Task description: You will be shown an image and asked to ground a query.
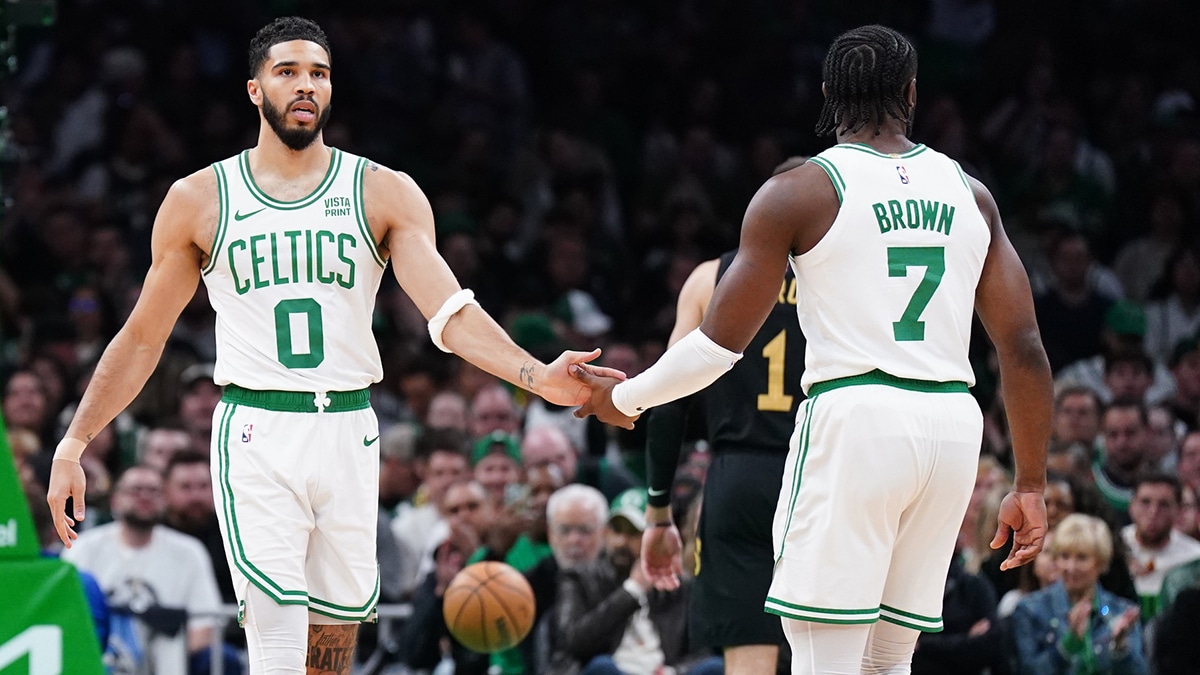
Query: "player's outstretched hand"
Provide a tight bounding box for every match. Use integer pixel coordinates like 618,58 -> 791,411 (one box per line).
642,523 -> 683,591
991,490 -> 1047,571
569,364 -> 639,430
539,349 -> 627,407
47,458 -> 88,548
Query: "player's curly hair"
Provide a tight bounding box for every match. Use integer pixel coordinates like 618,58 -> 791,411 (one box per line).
814,25 -> 917,137
248,16 -> 331,78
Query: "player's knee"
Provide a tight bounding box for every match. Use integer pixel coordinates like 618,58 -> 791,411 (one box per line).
243,588 -> 309,674
861,620 -> 918,674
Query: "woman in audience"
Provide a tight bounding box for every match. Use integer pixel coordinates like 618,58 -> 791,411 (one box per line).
1011,514 -> 1147,674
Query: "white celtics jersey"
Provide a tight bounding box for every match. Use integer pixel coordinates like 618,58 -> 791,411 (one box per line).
202,148 -> 387,392
795,143 -> 990,393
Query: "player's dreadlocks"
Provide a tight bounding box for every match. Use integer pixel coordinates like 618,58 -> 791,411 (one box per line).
814,25 -> 917,137
248,16 -> 331,78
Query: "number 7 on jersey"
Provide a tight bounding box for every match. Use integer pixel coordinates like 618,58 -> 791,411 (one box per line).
887,246 -> 945,342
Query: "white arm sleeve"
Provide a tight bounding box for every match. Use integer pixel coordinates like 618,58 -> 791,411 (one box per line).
610,328 -> 742,416
427,289 -> 481,353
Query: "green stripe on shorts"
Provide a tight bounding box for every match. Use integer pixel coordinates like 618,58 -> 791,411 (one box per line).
764,596 -> 879,625
215,403 -> 308,606
776,396 -> 816,562
880,604 -> 944,632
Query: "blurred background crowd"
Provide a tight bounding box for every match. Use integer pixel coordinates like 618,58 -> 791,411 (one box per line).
4,0 -> 1200,673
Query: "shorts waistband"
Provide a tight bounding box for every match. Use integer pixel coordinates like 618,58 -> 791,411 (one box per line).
221,383 -> 371,413
807,369 -> 969,397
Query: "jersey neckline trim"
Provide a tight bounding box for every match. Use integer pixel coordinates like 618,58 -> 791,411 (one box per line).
238,147 -> 343,209
835,143 -> 928,159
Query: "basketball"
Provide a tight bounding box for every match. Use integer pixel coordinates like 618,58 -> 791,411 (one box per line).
443,561 -> 536,653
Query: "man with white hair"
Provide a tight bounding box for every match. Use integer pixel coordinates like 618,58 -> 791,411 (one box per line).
546,484 -> 608,570
519,484 -> 609,673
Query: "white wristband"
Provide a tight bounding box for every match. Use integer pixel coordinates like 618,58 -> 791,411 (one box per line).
611,328 -> 742,416
54,438 -> 87,463
427,289 -> 481,353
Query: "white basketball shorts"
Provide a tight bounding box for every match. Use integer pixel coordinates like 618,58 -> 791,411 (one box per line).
765,374 -> 983,632
210,385 -> 381,622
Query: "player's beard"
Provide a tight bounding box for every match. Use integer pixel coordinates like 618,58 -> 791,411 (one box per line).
263,93 -> 331,151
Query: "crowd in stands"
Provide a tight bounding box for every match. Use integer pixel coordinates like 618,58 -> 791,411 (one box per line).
5,0 -> 1200,673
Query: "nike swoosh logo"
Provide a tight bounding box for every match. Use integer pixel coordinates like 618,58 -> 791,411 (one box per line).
363,435 -> 380,446
647,488 -> 668,497
233,208 -> 266,221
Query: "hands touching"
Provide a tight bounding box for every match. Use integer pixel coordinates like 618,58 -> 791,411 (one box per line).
569,364 -> 639,430
537,349 -> 627,407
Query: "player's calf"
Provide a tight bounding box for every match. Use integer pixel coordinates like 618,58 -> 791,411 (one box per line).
307,623 -> 357,675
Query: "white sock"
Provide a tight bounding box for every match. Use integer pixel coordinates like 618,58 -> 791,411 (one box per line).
862,620 -> 919,674
243,587 -> 308,674
782,618 -> 871,675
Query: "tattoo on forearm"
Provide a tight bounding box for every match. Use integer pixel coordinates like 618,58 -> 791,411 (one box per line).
307,624 -> 357,675
519,361 -> 536,391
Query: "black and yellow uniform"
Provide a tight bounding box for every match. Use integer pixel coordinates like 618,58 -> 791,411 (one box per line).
692,251 -> 807,648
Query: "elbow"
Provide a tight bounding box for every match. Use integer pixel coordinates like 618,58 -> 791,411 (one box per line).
997,328 -> 1050,373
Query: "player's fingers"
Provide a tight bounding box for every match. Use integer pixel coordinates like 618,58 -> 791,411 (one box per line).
582,365 -> 628,381
989,522 -> 1011,550
52,511 -> 73,548
660,574 -> 681,591
569,363 -> 602,385
73,490 -> 86,522
565,348 -> 603,365
1001,544 -> 1037,570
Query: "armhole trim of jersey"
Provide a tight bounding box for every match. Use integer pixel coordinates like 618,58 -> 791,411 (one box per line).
952,160 -> 993,234
353,157 -> 388,269
203,163 -> 230,276
808,156 -> 845,204
951,160 -> 972,194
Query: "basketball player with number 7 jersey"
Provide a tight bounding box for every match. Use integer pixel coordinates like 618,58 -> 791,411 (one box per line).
46,16 -> 622,675
573,25 -> 1053,674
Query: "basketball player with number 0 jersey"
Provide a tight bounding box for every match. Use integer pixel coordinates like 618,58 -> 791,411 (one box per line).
47,17 -> 622,675
575,25 -> 1053,674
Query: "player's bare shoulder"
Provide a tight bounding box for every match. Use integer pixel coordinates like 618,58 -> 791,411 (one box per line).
746,160 -> 840,255
155,166 -> 220,261
358,160 -> 435,253
964,172 -> 1000,233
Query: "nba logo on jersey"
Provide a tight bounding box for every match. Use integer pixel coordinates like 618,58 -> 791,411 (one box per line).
242,424 -> 254,443
896,165 -> 910,184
